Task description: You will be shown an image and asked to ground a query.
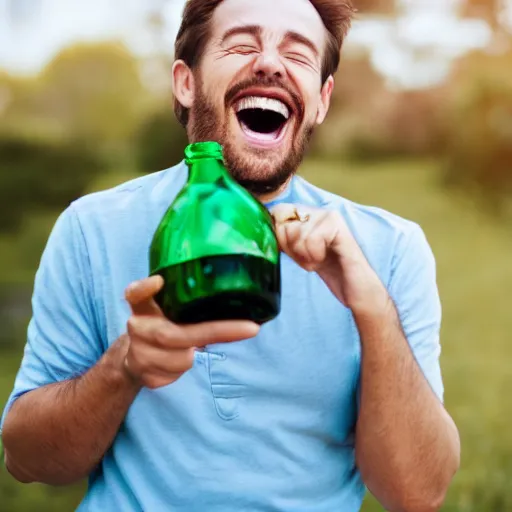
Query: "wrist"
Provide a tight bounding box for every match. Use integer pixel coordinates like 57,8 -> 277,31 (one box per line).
341,258 -> 390,319
104,335 -> 143,393
349,284 -> 391,320
350,289 -> 399,349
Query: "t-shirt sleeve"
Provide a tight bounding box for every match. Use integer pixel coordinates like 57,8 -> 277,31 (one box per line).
1,205 -> 103,433
388,224 -> 444,403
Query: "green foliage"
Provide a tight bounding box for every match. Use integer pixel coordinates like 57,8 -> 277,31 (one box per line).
442,50 -> 512,217
0,136 -> 103,233
135,108 -> 189,173
0,41 -> 160,233
38,42 -> 149,146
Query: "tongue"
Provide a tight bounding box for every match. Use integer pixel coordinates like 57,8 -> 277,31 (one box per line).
240,120 -> 281,141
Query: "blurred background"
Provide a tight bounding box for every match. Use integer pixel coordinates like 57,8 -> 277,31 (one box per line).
0,0 -> 511,510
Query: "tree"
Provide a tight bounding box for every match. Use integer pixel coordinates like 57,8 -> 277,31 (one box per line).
0,136 -> 104,233
135,109 -> 189,173
0,42 -> 154,232
38,42 -> 150,148
461,0 -> 503,29
442,49 -> 512,216
460,0 -> 512,49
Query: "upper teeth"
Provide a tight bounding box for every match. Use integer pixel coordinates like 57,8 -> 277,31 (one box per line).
236,96 -> 290,119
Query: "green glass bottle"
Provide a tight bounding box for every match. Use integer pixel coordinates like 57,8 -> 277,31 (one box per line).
149,141 -> 281,325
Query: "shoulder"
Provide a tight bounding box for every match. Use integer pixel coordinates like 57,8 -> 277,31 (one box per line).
294,175 -> 422,244
70,162 -> 187,223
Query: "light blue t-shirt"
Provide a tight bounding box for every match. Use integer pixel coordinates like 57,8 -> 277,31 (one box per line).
1,162 -> 444,511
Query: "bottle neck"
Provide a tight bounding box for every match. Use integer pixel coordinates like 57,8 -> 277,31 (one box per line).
187,158 -> 229,184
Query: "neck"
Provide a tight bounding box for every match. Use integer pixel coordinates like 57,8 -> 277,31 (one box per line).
255,177 -> 293,204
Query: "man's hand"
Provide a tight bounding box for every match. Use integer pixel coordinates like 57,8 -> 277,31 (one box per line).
270,203 -> 388,315
124,276 -> 260,389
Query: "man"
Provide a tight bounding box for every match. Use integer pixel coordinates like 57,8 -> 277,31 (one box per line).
1,0 -> 460,510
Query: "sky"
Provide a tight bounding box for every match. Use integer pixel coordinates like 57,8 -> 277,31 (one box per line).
0,0 -> 503,89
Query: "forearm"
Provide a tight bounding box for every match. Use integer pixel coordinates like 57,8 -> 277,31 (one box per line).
354,300 -> 460,512
2,335 -> 141,486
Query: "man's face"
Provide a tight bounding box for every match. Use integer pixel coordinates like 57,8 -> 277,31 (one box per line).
174,0 -> 334,196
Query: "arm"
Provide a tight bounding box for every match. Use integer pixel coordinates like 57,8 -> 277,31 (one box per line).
354,300 -> 460,512
354,227 -> 460,512
1,206 -> 110,485
270,204 -> 460,512
3,336 -> 139,485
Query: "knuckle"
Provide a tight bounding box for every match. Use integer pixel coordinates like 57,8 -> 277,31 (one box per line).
154,324 -> 172,345
126,316 -> 139,335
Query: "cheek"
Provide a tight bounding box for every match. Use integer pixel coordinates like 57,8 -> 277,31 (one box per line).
197,67 -> 228,102
201,56 -> 252,94
288,68 -> 323,123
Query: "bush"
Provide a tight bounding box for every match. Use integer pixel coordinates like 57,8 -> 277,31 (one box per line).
135,109 -> 189,173
0,136 -> 104,232
442,50 -> 512,216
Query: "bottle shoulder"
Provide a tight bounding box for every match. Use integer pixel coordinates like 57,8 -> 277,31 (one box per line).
150,179 -> 278,272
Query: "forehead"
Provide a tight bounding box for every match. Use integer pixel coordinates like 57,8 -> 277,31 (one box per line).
211,0 -> 327,49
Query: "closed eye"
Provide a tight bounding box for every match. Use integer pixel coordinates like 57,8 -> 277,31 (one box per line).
229,45 -> 259,55
284,53 -> 313,66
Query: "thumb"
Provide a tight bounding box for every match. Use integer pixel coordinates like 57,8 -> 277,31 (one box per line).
125,275 -> 164,316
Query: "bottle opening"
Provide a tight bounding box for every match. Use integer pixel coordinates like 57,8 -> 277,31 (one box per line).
185,142 -> 224,164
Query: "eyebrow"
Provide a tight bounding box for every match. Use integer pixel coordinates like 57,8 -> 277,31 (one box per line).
220,25 -> 319,57
221,25 -> 261,45
283,30 -> 319,57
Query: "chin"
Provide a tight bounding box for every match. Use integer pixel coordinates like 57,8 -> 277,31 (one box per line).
222,140 -> 301,197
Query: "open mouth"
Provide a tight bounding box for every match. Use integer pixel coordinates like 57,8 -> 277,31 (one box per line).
235,96 -> 291,145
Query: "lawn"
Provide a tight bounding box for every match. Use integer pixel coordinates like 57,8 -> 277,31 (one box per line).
1,158 -> 512,511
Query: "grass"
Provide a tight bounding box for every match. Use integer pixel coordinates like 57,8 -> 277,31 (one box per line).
2,158 -> 512,511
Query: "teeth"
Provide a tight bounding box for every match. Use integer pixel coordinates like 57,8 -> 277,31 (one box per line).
235,96 -> 290,119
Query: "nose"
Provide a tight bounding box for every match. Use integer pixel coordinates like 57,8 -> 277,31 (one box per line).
252,50 -> 286,79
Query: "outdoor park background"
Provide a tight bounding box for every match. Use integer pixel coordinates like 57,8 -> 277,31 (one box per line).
0,0 -> 511,510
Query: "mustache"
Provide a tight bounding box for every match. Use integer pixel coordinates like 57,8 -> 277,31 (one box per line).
224,76 -> 304,118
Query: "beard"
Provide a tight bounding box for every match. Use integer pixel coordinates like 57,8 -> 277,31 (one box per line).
187,75 -> 315,196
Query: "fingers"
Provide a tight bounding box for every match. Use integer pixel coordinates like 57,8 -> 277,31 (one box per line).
271,203 -> 302,224
290,214 -> 329,267
126,344 -> 196,381
183,320 -> 260,348
127,316 -> 260,350
271,203 -> 312,256
271,204 -> 333,270
125,275 -> 164,316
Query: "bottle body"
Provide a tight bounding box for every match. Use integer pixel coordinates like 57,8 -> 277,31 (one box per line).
155,254 -> 280,324
149,142 -> 281,324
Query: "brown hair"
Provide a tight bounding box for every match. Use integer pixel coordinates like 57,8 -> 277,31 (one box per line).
173,0 -> 356,126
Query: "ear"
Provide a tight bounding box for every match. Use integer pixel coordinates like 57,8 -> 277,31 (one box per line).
316,75 -> 334,125
172,59 -> 195,109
